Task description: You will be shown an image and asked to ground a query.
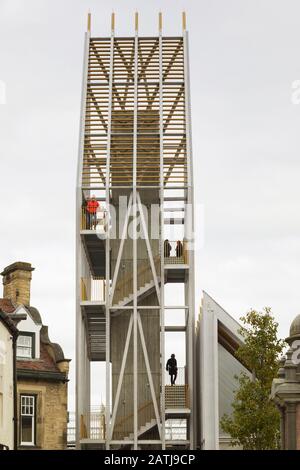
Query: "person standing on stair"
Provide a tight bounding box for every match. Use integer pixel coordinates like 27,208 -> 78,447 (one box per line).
87,194 -> 99,230
166,354 -> 178,385
176,240 -> 183,258
164,239 -> 171,258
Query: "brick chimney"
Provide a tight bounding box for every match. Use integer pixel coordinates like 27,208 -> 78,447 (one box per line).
1,262 -> 35,306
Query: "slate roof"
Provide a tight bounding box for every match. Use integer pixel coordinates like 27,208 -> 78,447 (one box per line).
17,342 -> 60,373
0,309 -> 19,336
0,298 -> 15,314
0,297 -> 69,380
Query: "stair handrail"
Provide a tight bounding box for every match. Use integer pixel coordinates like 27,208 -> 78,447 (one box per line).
114,255 -> 160,304
114,399 -> 153,431
113,392 -> 161,439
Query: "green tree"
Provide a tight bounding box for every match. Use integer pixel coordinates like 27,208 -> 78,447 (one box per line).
220,307 -> 285,450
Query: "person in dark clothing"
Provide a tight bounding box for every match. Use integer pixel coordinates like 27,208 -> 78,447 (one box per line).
85,197 -> 91,229
164,239 -> 171,258
166,354 -> 178,385
176,240 -> 183,258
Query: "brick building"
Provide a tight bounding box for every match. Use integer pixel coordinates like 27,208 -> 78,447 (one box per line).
0,261 -> 70,450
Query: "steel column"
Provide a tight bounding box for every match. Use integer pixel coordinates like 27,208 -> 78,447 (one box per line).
105,13 -> 115,449
132,12 -> 139,450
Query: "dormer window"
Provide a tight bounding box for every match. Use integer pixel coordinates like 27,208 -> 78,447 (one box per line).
17,333 -> 35,359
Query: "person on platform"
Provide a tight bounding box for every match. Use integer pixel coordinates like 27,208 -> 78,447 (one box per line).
166,354 -> 178,385
87,195 -> 99,230
164,239 -> 171,258
176,240 -> 183,258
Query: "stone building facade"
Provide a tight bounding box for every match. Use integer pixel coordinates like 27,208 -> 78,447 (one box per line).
271,314 -> 300,450
0,261 -> 70,450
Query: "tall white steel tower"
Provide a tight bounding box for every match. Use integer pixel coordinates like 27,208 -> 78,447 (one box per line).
76,12 -> 196,450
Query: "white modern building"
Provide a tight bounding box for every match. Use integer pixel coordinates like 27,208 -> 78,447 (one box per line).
196,292 -> 250,449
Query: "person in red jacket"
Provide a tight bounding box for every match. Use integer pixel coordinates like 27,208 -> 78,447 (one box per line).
87,195 -> 99,229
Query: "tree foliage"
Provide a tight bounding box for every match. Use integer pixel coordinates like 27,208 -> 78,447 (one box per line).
220,308 -> 285,449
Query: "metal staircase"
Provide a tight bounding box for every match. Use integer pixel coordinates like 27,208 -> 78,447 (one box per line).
165,385 -> 189,409
113,256 -> 160,307
123,419 -> 157,442
112,279 -> 160,310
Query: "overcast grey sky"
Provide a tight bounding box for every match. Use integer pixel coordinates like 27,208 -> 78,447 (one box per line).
1,0 -> 300,410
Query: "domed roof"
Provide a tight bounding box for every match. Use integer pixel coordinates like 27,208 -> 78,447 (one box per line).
289,314 -> 300,337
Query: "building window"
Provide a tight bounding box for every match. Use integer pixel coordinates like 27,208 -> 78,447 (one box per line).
17,333 -> 35,358
20,395 -> 35,446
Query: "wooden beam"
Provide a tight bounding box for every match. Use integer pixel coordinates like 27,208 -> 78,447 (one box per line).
111,12 -> 115,32
159,12 -> 162,33
182,11 -> 186,32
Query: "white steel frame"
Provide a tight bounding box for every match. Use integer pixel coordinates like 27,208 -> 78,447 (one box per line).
76,12 -> 196,450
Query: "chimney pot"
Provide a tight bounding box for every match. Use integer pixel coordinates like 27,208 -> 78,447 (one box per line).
1,261 -> 35,306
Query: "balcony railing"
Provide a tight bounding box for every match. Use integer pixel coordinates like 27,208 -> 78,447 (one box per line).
165,385 -> 189,409
79,411 -> 106,440
78,385 -> 188,442
165,367 -> 189,409
81,277 -> 106,302
164,240 -> 188,264
81,206 -> 107,232
73,412 -> 188,443
165,366 -> 186,386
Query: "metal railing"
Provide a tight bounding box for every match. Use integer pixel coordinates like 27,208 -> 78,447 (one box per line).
79,412 -> 106,440
68,413 -> 187,444
165,366 -> 186,386
81,205 -> 108,231
76,397 -> 157,442
165,384 -> 189,409
81,277 -> 106,302
90,411 -> 106,440
165,419 -> 187,441
112,239 -> 188,306
164,240 -> 188,264
113,256 -> 160,305
70,380 -> 188,444
113,397 -> 157,441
